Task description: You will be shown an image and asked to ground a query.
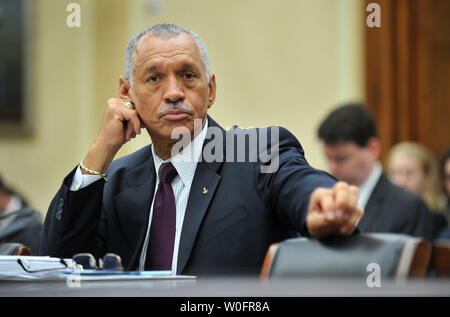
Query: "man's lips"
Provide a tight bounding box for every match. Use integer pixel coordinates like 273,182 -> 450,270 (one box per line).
160,110 -> 191,120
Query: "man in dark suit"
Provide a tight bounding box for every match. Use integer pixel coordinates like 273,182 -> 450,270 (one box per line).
318,104 -> 433,240
39,24 -> 363,275
0,176 -> 42,254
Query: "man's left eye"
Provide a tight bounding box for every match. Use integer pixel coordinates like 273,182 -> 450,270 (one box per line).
184,73 -> 195,80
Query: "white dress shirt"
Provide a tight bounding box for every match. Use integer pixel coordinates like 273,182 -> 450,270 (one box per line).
70,119 -> 209,274
357,162 -> 382,209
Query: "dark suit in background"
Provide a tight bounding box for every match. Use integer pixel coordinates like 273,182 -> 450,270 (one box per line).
39,117 -> 336,275
0,207 -> 42,254
358,174 -> 433,240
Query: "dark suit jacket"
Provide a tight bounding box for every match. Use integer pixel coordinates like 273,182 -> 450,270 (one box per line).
357,174 -> 434,240
38,117 -> 336,275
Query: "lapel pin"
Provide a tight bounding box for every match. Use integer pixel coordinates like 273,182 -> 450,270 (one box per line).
202,187 -> 208,195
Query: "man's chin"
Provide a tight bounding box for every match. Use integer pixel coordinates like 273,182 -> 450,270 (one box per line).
148,116 -> 206,141
148,124 -> 192,142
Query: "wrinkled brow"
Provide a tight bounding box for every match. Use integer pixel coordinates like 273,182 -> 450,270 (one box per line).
144,63 -> 201,74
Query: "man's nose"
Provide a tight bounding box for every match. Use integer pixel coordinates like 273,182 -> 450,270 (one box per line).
163,75 -> 185,104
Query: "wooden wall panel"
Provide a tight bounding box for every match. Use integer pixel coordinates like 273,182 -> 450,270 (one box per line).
365,0 -> 450,165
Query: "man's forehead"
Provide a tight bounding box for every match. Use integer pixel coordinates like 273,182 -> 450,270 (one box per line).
324,141 -> 360,154
134,32 -> 202,64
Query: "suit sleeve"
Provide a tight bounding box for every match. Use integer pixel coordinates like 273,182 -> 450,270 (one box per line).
38,166 -> 106,258
256,127 -> 337,236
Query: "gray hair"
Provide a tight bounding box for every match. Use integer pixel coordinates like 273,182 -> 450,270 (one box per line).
124,23 -> 210,86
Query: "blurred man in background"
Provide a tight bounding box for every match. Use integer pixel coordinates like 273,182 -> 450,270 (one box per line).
0,175 -> 42,254
441,149 -> 450,219
438,149 -> 450,239
317,104 -> 434,240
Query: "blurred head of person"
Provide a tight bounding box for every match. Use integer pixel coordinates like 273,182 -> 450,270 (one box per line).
0,175 -> 28,212
441,148 -> 450,200
388,142 -> 442,211
318,103 -> 381,186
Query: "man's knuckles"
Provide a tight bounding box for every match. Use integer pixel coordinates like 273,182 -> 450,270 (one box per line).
349,185 -> 359,195
333,181 -> 349,191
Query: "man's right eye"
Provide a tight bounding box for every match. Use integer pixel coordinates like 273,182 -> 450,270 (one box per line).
148,75 -> 159,83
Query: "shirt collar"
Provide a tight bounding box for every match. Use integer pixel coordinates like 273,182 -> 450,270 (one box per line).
151,118 -> 209,186
357,162 -> 382,209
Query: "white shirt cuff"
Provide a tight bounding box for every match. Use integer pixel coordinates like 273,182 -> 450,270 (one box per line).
70,165 -> 102,191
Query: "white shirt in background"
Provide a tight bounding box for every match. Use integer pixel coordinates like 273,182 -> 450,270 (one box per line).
357,162 -> 383,210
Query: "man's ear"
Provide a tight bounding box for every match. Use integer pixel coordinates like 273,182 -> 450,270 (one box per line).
207,74 -> 216,109
367,137 -> 382,159
119,76 -> 132,102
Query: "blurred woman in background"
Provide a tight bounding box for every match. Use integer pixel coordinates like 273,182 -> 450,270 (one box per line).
388,142 -> 448,239
388,142 -> 443,211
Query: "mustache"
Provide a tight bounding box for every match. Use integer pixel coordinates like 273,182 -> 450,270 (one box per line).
158,101 -> 194,119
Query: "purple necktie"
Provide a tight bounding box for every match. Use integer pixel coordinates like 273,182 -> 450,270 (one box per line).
146,162 -> 178,270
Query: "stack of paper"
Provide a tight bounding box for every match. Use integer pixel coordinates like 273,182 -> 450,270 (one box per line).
0,255 -> 72,280
0,256 -> 196,282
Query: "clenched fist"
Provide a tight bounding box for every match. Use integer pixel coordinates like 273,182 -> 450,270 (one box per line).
97,98 -> 144,149
81,98 -> 144,175
306,181 -> 363,238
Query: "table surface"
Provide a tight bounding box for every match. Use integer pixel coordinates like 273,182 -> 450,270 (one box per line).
1,276 -> 450,297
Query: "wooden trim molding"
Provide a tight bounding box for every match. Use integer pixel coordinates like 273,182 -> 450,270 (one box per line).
260,243 -> 280,279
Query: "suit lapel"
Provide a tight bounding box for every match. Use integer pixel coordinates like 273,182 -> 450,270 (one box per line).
177,116 -> 225,273
114,156 -> 156,269
361,175 -> 385,230
177,161 -> 222,273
